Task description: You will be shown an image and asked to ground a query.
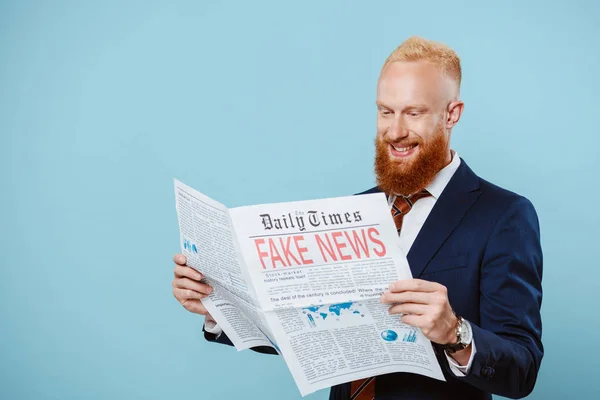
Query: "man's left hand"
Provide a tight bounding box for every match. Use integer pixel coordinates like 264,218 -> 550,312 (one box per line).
380,279 -> 458,345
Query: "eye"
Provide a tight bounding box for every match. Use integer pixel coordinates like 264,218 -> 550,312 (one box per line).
408,111 -> 420,117
379,108 -> 393,116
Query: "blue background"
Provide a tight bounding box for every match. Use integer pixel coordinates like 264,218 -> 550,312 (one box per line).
1,1 -> 598,398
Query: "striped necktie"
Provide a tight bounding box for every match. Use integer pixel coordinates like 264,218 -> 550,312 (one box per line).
390,190 -> 432,234
349,190 -> 432,399
350,377 -> 376,400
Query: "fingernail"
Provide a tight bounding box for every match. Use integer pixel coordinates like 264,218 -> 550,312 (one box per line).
195,273 -> 202,280
178,255 -> 185,263
207,286 -> 213,294
389,283 -> 396,291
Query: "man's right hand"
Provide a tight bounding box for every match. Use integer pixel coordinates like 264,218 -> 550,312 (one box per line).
172,254 -> 214,316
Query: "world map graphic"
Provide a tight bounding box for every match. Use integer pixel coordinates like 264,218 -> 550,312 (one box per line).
302,302 -> 365,328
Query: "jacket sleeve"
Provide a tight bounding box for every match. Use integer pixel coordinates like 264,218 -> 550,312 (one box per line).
203,327 -> 279,355
458,196 -> 544,398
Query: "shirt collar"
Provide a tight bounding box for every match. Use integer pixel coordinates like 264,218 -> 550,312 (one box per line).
424,150 -> 461,199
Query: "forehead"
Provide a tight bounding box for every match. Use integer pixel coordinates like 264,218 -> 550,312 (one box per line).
377,61 -> 449,108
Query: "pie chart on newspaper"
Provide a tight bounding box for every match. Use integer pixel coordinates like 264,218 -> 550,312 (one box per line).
302,302 -> 365,328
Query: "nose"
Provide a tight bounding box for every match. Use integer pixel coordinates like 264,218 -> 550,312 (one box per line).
386,117 -> 409,142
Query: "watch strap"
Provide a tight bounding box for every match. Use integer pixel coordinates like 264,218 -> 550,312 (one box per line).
444,315 -> 468,353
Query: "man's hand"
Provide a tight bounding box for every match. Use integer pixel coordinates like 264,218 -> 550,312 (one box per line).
172,254 -> 213,316
381,279 -> 458,345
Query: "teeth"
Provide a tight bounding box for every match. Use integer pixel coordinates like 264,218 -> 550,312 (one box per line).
392,144 -> 416,152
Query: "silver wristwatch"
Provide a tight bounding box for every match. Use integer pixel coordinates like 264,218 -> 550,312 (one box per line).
445,316 -> 473,353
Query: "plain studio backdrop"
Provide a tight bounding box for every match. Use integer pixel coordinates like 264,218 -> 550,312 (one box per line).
1,1 -> 598,399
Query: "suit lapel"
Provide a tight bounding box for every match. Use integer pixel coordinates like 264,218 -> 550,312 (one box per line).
407,160 -> 481,278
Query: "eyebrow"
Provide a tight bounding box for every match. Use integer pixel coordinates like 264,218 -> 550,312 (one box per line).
405,104 -> 430,112
376,102 -> 431,111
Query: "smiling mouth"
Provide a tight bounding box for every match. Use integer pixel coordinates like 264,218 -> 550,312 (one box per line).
391,144 -> 418,152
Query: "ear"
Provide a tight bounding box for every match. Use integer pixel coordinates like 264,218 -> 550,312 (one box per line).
446,100 -> 464,129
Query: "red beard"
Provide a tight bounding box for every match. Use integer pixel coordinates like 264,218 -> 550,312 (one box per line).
374,123 -> 450,196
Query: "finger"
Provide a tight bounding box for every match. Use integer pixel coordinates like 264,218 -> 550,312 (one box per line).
173,287 -> 207,302
380,290 -> 433,305
180,299 -> 208,315
174,265 -> 203,281
388,303 -> 429,316
389,279 -> 441,293
400,313 -> 428,328
173,253 -> 187,266
173,277 -> 213,295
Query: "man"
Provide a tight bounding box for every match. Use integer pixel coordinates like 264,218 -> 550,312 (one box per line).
172,37 -> 543,399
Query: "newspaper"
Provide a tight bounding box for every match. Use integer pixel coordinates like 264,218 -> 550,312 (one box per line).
174,179 -> 445,396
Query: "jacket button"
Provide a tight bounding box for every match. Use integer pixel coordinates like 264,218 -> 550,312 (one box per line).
481,366 -> 495,379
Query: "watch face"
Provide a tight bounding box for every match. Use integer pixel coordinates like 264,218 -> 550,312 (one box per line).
460,320 -> 473,345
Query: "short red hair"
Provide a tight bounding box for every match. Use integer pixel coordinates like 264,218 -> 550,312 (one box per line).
383,36 -> 462,88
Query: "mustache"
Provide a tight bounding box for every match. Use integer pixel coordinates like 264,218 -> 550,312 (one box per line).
387,141 -> 420,148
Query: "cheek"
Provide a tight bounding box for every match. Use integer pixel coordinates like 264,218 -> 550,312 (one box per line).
411,121 -> 437,141
376,120 -> 389,137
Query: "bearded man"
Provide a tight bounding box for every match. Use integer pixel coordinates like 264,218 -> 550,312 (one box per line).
171,37 -> 544,400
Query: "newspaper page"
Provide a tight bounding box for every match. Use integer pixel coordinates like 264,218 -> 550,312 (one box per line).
264,298 -> 443,395
174,181 -> 272,350
173,179 -> 444,396
228,193 -> 412,311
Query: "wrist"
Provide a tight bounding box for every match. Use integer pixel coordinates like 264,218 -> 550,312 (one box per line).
444,315 -> 473,353
448,344 -> 473,367
445,314 -> 459,345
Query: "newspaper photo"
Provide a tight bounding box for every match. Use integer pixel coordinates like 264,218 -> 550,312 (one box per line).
173,179 -> 444,396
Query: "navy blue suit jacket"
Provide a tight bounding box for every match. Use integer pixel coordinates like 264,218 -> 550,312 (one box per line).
205,159 -> 544,399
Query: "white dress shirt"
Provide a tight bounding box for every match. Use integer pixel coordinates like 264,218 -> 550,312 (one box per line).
204,314 -> 221,334
204,151 -> 475,376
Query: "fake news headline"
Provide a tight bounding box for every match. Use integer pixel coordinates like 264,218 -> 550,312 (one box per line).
253,210 -> 388,270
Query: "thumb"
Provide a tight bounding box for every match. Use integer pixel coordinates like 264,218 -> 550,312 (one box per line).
173,253 -> 187,265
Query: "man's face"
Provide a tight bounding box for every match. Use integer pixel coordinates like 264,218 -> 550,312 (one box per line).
375,60 -> 456,196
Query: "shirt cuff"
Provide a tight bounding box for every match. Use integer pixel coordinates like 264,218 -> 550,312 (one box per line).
445,338 -> 477,376
204,315 -> 223,337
